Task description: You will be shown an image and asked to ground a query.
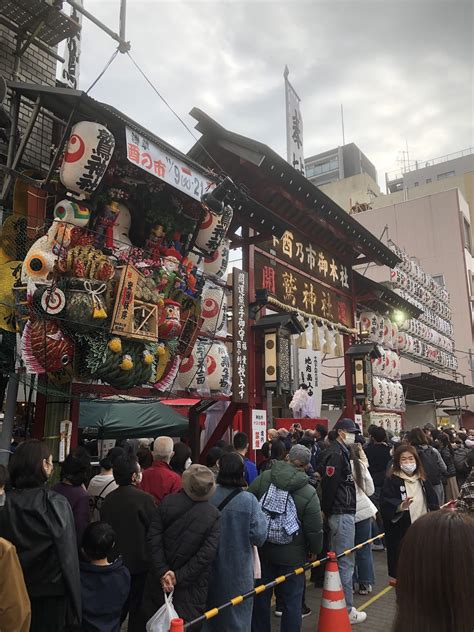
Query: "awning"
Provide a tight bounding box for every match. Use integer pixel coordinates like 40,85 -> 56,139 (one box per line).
79,399 -> 189,439
354,272 -> 422,319
322,372 -> 474,407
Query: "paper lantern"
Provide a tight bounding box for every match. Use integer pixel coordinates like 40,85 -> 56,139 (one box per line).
59,122 -> 115,197
177,339 -> 210,391
360,311 -> 384,343
201,282 -> 227,335
206,342 -> 232,395
383,321 -> 393,348
194,205 -> 233,257
202,238 -> 230,278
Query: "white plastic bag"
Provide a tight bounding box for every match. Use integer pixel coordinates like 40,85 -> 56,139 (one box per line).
146,590 -> 179,632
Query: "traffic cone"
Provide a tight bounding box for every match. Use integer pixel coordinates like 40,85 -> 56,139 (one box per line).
317,551 -> 351,632
169,619 -> 184,631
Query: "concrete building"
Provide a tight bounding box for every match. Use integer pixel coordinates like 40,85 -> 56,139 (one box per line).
354,189 -> 474,407
378,148 -> 474,243
0,2 -> 79,174
304,143 -> 381,212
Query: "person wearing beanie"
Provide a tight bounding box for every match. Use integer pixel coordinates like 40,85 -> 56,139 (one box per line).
250,444 -> 323,631
140,465 -> 220,630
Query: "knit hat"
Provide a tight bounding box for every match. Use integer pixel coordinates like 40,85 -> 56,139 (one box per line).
182,464 -> 216,502
289,444 -> 311,466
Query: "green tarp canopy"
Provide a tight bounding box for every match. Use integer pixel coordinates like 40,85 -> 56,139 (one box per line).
79,399 -> 189,439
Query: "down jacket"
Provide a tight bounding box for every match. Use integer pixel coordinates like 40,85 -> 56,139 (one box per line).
249,460 -> 323,566
140,489 -> 220,629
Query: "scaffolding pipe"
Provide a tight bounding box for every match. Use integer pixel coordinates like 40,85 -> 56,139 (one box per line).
65,0 -> 130,52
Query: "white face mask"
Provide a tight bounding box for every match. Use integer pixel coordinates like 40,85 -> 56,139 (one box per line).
344,432 -> 356,446
401,462 -> 417,475
184,458 -> 192,470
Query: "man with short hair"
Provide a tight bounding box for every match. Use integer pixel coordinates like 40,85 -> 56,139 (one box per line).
250,444 -> 323,632
233,431 -> 258,485
140,436 -> 182,504
100,456 -> 156,632
320,419 -> 367,625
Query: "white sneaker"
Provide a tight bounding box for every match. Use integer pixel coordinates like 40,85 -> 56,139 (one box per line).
349,608 -> 367,624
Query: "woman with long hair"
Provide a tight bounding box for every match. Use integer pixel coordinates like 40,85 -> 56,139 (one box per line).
393,510 -> 474,632
0,440 -> 81,631
380,444 -> 439,582
437,432 -> 460,501
350,443 -> 377,595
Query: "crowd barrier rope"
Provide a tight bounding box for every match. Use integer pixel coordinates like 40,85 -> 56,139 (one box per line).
173,500 -> 457,630
181,532 -> 386,629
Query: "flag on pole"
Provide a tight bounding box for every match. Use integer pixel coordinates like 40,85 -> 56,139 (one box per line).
61,1 -> 83,89
284,66 -> 305,175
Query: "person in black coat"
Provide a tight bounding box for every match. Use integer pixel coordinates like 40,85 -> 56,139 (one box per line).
140,465 -> 220,631
100,455 -> 156,632
380,444 -> 439,581
0,440 -> 81,632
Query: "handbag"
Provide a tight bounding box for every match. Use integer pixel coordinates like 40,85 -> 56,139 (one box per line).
146,590 -> 179,632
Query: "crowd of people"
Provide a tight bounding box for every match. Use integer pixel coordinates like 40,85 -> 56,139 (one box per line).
0,420 -> 473,632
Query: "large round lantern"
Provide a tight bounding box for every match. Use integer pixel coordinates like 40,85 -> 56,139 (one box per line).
206,342 -> 232,395
194,205 -> 233,257
201,282 -> 227,336
202,238 -> 230,278
60,122 -> 115,197
177,339 -> 210,392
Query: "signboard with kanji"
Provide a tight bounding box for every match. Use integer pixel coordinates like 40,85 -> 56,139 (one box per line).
297,349 -> 322,417
232,268 -> 249,403
125,127 -> 214,201
254,252 -> 353,327
258,231 -> 351,292
252,409 -> 267,451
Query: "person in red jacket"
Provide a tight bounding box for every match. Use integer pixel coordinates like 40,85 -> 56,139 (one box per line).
140,436 -> 182,504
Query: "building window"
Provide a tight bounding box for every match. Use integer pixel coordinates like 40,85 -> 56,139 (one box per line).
463,218 -> 472,253
305,156 -> 339,178
414,181 -> 419,187
437,171 -> 455,180
426,178 -> 432,184
433,274 -> 445,287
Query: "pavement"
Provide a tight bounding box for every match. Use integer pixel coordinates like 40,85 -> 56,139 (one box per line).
271,548 -> 397,632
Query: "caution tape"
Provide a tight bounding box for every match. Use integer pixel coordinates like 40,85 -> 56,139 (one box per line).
182,533 -> 386,629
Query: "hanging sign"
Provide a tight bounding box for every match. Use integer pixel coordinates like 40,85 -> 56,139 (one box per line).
297,349 -> 322,417
255,253 -> 353,327
125,127 -> 214,201
252,409 -> 267,451
258,231 -> 351,292
232,268 -> 249,403
284,66 -> 305,175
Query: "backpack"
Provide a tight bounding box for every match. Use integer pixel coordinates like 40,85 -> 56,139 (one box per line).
259,483 -> 300,545
417,446 -> 441,486
454,448 -> 471,476
89,479 -> 115,514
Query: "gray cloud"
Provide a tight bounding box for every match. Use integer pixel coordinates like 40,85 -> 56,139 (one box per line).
75,0 -> 473,187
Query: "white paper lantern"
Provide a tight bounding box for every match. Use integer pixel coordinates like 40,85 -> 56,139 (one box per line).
206,342 -> 232,395
194,205 -> 233,257
60,122 -> 115,197
372,376 -> 383,407
201,282 -> 227,335
202,238 -> 230,278
177,339 -> 209,391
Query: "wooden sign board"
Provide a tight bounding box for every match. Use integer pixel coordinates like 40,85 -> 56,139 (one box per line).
111,266 -> 159,341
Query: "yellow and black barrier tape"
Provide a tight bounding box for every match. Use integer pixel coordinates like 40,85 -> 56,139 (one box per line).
183,532 -> 386,629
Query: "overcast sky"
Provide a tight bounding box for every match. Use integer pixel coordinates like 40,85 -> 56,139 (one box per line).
71,0 -> 473,189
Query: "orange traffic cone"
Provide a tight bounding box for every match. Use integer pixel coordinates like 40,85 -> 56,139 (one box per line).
169,619 -> 184,631
317,552 -> 351,632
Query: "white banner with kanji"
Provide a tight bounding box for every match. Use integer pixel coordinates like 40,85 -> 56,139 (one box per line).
297,349 -> 322,417
284,66 -> 305,175
125,127 -> 214,201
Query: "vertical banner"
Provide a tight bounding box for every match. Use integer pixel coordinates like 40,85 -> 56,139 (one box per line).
61,1 -> 83,89
284,66 -> 305,175
297,349 -> 322,417
59,420 -> 73,462
232,268 -> 249,403
252,409 -> 267,451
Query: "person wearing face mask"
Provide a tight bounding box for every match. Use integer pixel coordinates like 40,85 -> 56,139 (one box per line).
380,445 -> 439,583
0,440 -> 81,631
100,455 -> 156,632
319,419 -> 367,625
